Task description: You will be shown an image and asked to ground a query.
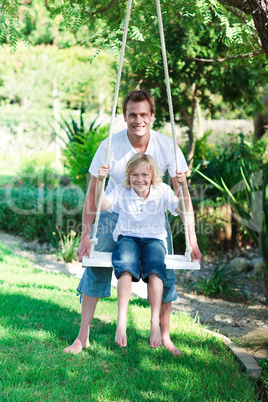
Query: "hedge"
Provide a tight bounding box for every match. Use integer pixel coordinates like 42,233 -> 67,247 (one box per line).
0,185 -> 86,245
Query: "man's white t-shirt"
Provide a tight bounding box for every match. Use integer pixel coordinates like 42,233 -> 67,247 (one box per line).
89,128 -> 188,196
106,183 -> 180,242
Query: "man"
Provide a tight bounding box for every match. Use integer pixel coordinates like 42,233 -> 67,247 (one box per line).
64,90 -> 202,355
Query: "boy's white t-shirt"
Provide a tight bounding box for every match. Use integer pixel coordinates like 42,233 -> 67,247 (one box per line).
89,128 -> 188,196
106,182 -> 179,242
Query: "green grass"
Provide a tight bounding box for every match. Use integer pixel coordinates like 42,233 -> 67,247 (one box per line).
0,241 -> 260,401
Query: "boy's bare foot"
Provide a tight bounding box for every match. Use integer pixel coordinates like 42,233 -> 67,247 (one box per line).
115,323 -> 127,347
150,323 -> 163,349
63,338 -> 90,354
162,336 -> 183,357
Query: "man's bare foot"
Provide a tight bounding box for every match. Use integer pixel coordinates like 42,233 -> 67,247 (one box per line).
115,323 -> 127,347
150,323 -> 163,349
162,336 -> 183,357
63,338 -> 90,355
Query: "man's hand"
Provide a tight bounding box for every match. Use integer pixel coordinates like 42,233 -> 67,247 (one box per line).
190,241 -> 202,265
77,236 -> 92,262
175,171 -> 187,188
97,166 -> 109,181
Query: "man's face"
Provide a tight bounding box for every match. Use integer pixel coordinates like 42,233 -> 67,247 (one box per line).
124,100 -> 155,140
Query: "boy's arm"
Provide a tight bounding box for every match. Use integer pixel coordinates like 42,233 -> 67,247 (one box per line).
95,166 -> 111,211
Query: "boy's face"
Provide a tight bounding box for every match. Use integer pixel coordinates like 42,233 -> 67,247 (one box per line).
129,163 -> 152,199
124,100 -> 155,141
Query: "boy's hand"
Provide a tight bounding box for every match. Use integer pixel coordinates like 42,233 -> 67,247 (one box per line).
97,166 -> 109,181
175,171 -> 187,187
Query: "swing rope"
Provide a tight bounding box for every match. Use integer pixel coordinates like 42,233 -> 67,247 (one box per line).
89,0 -> 133,258
90,0 -> 192,262
155,0 -> 192,261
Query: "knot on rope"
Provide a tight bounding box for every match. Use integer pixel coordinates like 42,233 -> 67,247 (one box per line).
90,237 -> 98,246
185,246 -> 192,263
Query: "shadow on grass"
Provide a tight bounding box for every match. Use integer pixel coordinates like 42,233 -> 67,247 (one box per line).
0,290 -> 258,401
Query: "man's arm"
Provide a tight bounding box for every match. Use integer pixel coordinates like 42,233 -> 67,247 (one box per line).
172,175 -> 202,264
76,175 -> 97,261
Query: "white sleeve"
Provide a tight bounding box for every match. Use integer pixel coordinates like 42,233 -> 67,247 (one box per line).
89,139 -> 108,177
168,145 -> 188,178
106,185 -> 121,212
162,184 -> 180,216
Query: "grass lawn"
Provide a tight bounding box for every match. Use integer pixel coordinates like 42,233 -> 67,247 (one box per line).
0,241 -> 261,401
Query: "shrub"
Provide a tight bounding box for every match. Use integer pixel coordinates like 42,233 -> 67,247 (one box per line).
16,162 -> 60,189
187,264 -> 245,301
56,227 -> 80,262
0,185 -> 85,245
169,201 -> 224,256
14,153 -> 62,190
190,132 -> 268,201
61,113 -> 108,190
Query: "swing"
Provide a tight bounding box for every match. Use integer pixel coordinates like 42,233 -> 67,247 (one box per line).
82,0 -> 200,271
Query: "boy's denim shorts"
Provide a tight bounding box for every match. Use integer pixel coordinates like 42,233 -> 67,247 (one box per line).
112,236 -> 166,283
77,210 -> 178,303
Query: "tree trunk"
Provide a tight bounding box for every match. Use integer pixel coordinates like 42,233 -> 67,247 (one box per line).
187,128 -> 195,171
220,0 -> 268,59
247,0 -> 268,59
52,79 -> 61,171
264,264 -> 268,304
187,85 -> 199,171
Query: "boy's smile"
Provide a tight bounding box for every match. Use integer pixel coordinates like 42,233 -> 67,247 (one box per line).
130,163 -> 152,199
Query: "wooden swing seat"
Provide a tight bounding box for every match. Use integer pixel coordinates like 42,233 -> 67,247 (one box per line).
82,252 -> 200,270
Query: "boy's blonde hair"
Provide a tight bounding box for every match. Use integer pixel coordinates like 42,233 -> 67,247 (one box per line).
124,153 -> 162,190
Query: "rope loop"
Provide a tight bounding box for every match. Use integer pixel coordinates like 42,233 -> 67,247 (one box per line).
91,237 -> 98,246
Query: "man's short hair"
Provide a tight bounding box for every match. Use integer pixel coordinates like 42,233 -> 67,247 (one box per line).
123,90 -> 155,115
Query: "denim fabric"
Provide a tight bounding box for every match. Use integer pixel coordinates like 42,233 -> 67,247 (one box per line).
112,236 -> 166,283
77,211 -> 178,302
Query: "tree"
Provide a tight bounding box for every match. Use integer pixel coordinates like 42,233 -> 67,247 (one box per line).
1,0 -> 268,163
1,1 -> 268,58
118,9 -> 267,164
219,0 -> 268,59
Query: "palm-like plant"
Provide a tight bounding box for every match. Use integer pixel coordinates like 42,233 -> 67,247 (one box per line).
196,162 -> 268,304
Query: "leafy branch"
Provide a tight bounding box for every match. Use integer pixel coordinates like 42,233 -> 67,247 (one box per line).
185,49 -> 265,62
85,0 -> 118,16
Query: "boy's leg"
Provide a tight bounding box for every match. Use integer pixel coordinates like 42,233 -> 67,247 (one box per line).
116,271 -> 133,347
112,236 -> 141,347
140,239 -> 165,349
148,273 -> 163,348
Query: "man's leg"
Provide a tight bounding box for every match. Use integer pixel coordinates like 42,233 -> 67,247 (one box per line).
148,273 -> 163,349
64,211 -> 118,354
64,295 -> 99,354
160,302 -> 183,356
115,272 -> 133,347
160,214 -> 183,356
